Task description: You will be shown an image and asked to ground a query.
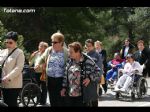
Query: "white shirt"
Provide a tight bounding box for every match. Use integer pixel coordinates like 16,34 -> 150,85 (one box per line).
124,46 -> 129,57
123,61 -> 143,76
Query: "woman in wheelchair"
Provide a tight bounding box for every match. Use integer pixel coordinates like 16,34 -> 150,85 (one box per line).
106,53 -> 125,85
114,53 -> 143,93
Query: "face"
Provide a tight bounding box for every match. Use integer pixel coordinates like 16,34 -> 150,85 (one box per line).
85,43 -> 94,52
95,43 -> 101,50
138,43 -> 144,51
38,44 -> 46,52
5,39 -> 16,49
51,38 -> 63,51
68,47 -> 78,59
126,57 -> 133,63
125,40 -> 129,46
115,55 -> 120,60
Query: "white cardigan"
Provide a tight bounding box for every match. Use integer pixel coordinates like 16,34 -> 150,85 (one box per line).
0,48 -> 25,88
122,61 -> 143,76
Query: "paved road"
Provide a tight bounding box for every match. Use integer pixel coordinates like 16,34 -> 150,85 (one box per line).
98,77 -> 150,107
18,77 -> 150,107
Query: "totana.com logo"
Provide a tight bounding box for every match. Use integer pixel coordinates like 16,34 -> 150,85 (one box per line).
3,8 -> 36,13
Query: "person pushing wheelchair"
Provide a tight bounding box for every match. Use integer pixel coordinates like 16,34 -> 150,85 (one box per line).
113,53 -> 143,93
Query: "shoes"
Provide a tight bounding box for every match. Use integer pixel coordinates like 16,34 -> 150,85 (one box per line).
120,88 -> 126,93
108,79 -> 114,84
113,87 -> 120,92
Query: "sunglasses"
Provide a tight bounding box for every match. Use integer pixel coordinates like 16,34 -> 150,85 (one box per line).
5,41 -> 13,44
51,41 -> 60,44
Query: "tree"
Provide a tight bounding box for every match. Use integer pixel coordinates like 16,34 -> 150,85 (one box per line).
0,7 -> 149,59
0,20 -> 29,58
0,20 -> 8,49
128,7 -> 150,46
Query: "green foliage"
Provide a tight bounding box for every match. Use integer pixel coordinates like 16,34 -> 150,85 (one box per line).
0,20 -> 30,59
0,7 -> 150,60
128,7 -> 150,46
0,20 -> 8,49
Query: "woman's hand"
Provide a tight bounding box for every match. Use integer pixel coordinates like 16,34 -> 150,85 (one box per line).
2,76 -> 10,83
83,78 -> 90,87
111,64 -> 116,68
34,65 -> 40,71
60,88 -> 66,96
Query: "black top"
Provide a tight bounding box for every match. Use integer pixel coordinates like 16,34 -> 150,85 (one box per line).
121,43 -> 135,59
97,49 -> 107,68
134,47 -> 150,65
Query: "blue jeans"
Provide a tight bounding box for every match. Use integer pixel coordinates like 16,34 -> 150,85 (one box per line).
106,69 -> 117,81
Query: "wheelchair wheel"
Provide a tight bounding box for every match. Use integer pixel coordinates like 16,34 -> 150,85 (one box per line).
136,77 -> 148,98
0,102 -> 8,107
20,83 -> 41,107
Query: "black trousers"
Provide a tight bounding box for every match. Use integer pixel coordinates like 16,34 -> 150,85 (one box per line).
143,64 -> 150,77
47,77 -> 63,107
65,96 -> 84,107
35,73 -> 47,104
102,67 -> 108,93
83,100 -> 98,107
2,88 -> 21,107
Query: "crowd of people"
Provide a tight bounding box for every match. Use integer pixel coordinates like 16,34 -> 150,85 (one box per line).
0,31 -> 150,107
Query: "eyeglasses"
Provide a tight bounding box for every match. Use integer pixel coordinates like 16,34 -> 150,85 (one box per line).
51,41 -> 60,44
5,41 -> 13,44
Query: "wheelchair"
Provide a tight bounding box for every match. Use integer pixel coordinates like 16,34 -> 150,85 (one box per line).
18,64 -> 41,107
115,71 -> 148,101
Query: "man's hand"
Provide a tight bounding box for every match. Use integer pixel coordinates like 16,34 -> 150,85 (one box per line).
83,78 -> 90,87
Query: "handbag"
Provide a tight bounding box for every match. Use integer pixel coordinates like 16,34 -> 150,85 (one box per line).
100,74 -> 105,85
40,47 -> 52,82
0,48 -> 17,83
40,63 -> 46,81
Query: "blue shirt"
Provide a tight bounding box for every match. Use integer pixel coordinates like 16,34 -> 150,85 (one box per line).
47,50 -> 65,78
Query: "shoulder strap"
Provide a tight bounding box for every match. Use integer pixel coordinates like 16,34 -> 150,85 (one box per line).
1,48 -> 17,68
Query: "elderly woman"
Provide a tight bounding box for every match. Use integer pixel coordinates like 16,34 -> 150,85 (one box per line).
61,42 -> 102,107
106,53 -> 125,84
0,31 -> 25,106
35,32 -> 68,107
29,41 -> 49,105
114,54 -> 143,93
